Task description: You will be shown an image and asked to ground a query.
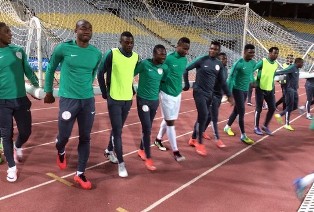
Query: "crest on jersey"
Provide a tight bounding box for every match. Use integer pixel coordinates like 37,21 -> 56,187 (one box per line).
142,105 -> 149,112
16,51 -> 22,59
215,65 -> 220,71
62,111 -> 72,120
157,68 -> 163,75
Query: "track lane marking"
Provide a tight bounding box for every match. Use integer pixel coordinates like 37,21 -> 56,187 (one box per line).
140,110 -> 312,212
46,173 -> 74,187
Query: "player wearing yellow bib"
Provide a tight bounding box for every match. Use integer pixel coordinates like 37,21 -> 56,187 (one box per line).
253,47 -> 279,136
97,31 -> 140,177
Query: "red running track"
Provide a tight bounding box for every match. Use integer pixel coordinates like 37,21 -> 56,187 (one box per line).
0,81 -> 313,212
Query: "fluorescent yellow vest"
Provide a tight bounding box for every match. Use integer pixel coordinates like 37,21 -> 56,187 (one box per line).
110,48 -> 138,100
260,58 -> 278,91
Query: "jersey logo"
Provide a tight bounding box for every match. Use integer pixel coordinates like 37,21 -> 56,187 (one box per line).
157,68 -> 163,75
0,56 -> 3,59
204,65 -> 208,68
62,111 -> 71,120
70,54 -> 78,57
172,65 -> 178,67
16,52 -> 22,59
215,65 -> 220,71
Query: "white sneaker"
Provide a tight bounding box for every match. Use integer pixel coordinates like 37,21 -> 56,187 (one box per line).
14,144 -> 23,163
104,149 -> 118,164
7,166 -> 18,182
118,162 -> 128,178
306,114 -> 313,120
298,106 -> 306,114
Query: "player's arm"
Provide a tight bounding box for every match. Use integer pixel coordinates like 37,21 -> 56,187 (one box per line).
161,64 -> 169,83
97,50 -> 112,99
44,44 -> 64,103
253,60 -> 262,84
21,48 -> 39,87
227,60 -> 241,92
219,66 -> 234,105
134,60 -> 144,77
183,57 -> 202,91
275,65 -> 294,75
92,52 -> 102,80
219,66 -> 231,97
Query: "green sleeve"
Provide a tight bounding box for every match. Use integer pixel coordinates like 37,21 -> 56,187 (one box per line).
92,53 -> 102,80
161,65 -> 169,82
44,44 -> 64,92
227,60 -> 240,92
254,60 -> 263,81
134,60 -> 144,76
22,48 -> 39,87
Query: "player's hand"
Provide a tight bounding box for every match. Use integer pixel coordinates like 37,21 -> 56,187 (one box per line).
44,92 -> 55,104
102,92 -> 107,100
132,86 -> 136,96
227,96 -> 234,106
182,84 -> 190,91
250,82 -> 257,88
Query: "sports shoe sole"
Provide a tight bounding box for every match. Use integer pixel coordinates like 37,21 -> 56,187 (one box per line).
154,142 -> 167,151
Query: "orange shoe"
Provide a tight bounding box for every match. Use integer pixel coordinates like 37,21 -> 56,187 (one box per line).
57,153 -> 66,170
202,132 -> 211,140
74,174 -> 92,190
195,143 -> 207,156
145,158 -> 157,171
215,139 -> 226,148
137,149 -> 146,161
188,138 -> 197,147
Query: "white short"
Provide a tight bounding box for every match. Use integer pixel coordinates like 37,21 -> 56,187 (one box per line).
160,91 -> 181,120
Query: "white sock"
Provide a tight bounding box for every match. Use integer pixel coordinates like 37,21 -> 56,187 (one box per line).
76,171 -> 83,176
224,124 -> 230,129
241,133 -> 246,138
157,120 -> 167,140
166,126 -> 178,151
9,166 -> 17,171
301,173 -> 314,187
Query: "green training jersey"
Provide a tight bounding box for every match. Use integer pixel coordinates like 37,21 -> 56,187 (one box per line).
0,45 -> 38,99
227,58 -> 256,92
160,51 -> 187,97
135,59 -> 168,100
45,40 -> 102,99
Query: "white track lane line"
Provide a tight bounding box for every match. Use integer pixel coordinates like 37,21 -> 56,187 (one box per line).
0,88 -> 307,201
141,111 -> 310,212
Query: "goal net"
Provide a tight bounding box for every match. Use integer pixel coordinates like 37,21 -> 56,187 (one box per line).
1,0 -> 313,98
